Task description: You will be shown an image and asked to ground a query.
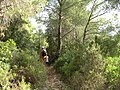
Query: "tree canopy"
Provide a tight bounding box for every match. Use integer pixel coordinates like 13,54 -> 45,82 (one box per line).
0,0 -> 120,89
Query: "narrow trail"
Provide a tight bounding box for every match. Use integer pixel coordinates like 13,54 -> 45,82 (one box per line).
46,66 -> 65,90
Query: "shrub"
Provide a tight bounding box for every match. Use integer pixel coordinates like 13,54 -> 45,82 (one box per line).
0,39 -> 16,89
0,39 -> 16,62
11,50 -> 48,89
104,56 -> 120,89
54,43 -> 105,89
54,43 -> 85,77
19,77 -> 31,90
0,39 -> 48,90
0,61 -> 13,90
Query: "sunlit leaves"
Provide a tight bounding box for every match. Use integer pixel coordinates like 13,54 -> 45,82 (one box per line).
0,61 -> 14,90
105,0 -> 120,9
0,39 -> 16,89
2,0 -> 47,17
0,39 -> 16,62
105,56 -> 120,89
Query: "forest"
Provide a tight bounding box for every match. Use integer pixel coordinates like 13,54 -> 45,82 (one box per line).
0,0 -> 120,90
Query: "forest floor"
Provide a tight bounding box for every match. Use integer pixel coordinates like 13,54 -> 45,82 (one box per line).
46,65 -> 65,90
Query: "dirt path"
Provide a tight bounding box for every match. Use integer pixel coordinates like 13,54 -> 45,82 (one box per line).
46,66 -> 65,90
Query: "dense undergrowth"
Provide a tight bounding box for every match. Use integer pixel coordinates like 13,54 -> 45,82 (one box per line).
54,42 -> 120,90
0,39 -> 48,90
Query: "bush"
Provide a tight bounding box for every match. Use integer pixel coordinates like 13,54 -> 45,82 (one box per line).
0,39 -> 16,89
0,39 -> 16,62
54,43 -> 85,77
69,70 -> 105,90
54,43 -> 105,89
104,56 -> 120,89
0,39 -> 48,90
0,61 -> 14,90
18,77 -> 31,90
11,50 -> 48,89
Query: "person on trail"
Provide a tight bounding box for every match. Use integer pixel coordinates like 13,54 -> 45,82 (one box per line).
40,46 -> 49,64
40,46 -> 46,63
45,48 -> 49,65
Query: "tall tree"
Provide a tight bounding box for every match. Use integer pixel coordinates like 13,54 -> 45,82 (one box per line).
46,0 -> 91,60
0,0 -> 47,40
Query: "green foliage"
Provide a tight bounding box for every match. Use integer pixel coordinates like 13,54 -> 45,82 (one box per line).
46,0 -> 101,60
2,0 -> 47,19
96,35 -> 120,57
19,77 -> 31,90
0,39 -> 48,90
0,62 -> 13,90
68,45 -> 105,90
3,13 -> 48,51
54,42 -> 85,76
69,70 -> 105,90
104,56 -> 120,89
11,50 -> 48,89
55,40 -> 120,89
54,42 -> 105,89
3,14 -> 33,50
0,39 -> 16,62
0,39 -> 16,89
105,0 -> 120,9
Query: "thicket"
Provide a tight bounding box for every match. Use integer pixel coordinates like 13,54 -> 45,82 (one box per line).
45,0 -> 120,89
54,40 -> 120,90
54,42 -> 105,90
0,39 -> 48,90
0,0 -> 49,90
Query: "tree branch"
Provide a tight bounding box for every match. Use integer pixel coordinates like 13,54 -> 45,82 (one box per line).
90,11 -> 107,20
57,0 -> 61,5
61,23 -> 79,39
83,0 -> 97,43
63,1 -> 80,10
86,32 -> 100,35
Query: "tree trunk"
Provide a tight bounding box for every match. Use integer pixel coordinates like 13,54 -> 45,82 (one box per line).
83,0 -> 96,43
57,0 -> 62,53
